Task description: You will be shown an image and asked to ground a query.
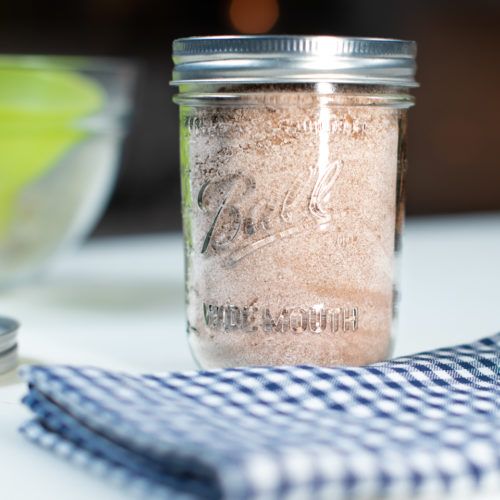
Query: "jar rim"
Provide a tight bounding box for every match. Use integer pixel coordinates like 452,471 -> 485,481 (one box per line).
171,35 -> 418,88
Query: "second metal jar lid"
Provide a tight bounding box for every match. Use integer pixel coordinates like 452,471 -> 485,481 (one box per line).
171,35 -> 418,87
0,316 -> 19,375
0,316 -> 18,355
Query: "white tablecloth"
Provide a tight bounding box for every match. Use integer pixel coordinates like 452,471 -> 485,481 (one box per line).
1,214 -> 499,499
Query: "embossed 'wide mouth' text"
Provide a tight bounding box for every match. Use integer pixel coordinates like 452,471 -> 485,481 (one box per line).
203,303 -> 359,334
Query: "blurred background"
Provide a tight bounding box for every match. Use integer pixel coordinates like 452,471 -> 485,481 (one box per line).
1,0 -> 500,235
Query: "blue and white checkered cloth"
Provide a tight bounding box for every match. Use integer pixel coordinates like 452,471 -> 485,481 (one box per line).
20,334 -> 500,499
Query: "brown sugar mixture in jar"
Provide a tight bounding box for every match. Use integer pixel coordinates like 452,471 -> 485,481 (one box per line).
172,36 -> 417,368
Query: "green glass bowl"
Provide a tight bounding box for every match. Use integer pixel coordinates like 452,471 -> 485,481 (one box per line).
0,56 -> 135,287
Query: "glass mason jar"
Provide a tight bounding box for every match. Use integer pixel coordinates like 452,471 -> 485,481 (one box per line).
172,36 -> 417,368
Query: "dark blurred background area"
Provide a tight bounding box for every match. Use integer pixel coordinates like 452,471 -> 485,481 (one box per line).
1,0 -> 500,235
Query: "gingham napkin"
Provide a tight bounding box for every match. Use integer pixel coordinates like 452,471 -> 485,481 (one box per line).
20,334 -> 500,500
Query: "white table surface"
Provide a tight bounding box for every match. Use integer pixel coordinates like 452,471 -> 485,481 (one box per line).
1,214 -> 499,499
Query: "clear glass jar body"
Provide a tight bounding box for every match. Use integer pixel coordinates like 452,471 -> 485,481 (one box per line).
175,83 -> 412,368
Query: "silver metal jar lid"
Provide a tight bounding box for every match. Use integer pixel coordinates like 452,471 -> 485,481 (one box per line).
171,35 -> 418,87
0,316 -> 19,375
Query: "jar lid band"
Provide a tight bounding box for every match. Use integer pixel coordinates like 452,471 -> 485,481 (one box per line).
171,36 -> 418,87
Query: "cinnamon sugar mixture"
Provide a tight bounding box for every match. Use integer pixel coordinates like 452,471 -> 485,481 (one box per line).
180,85 -> 405,368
